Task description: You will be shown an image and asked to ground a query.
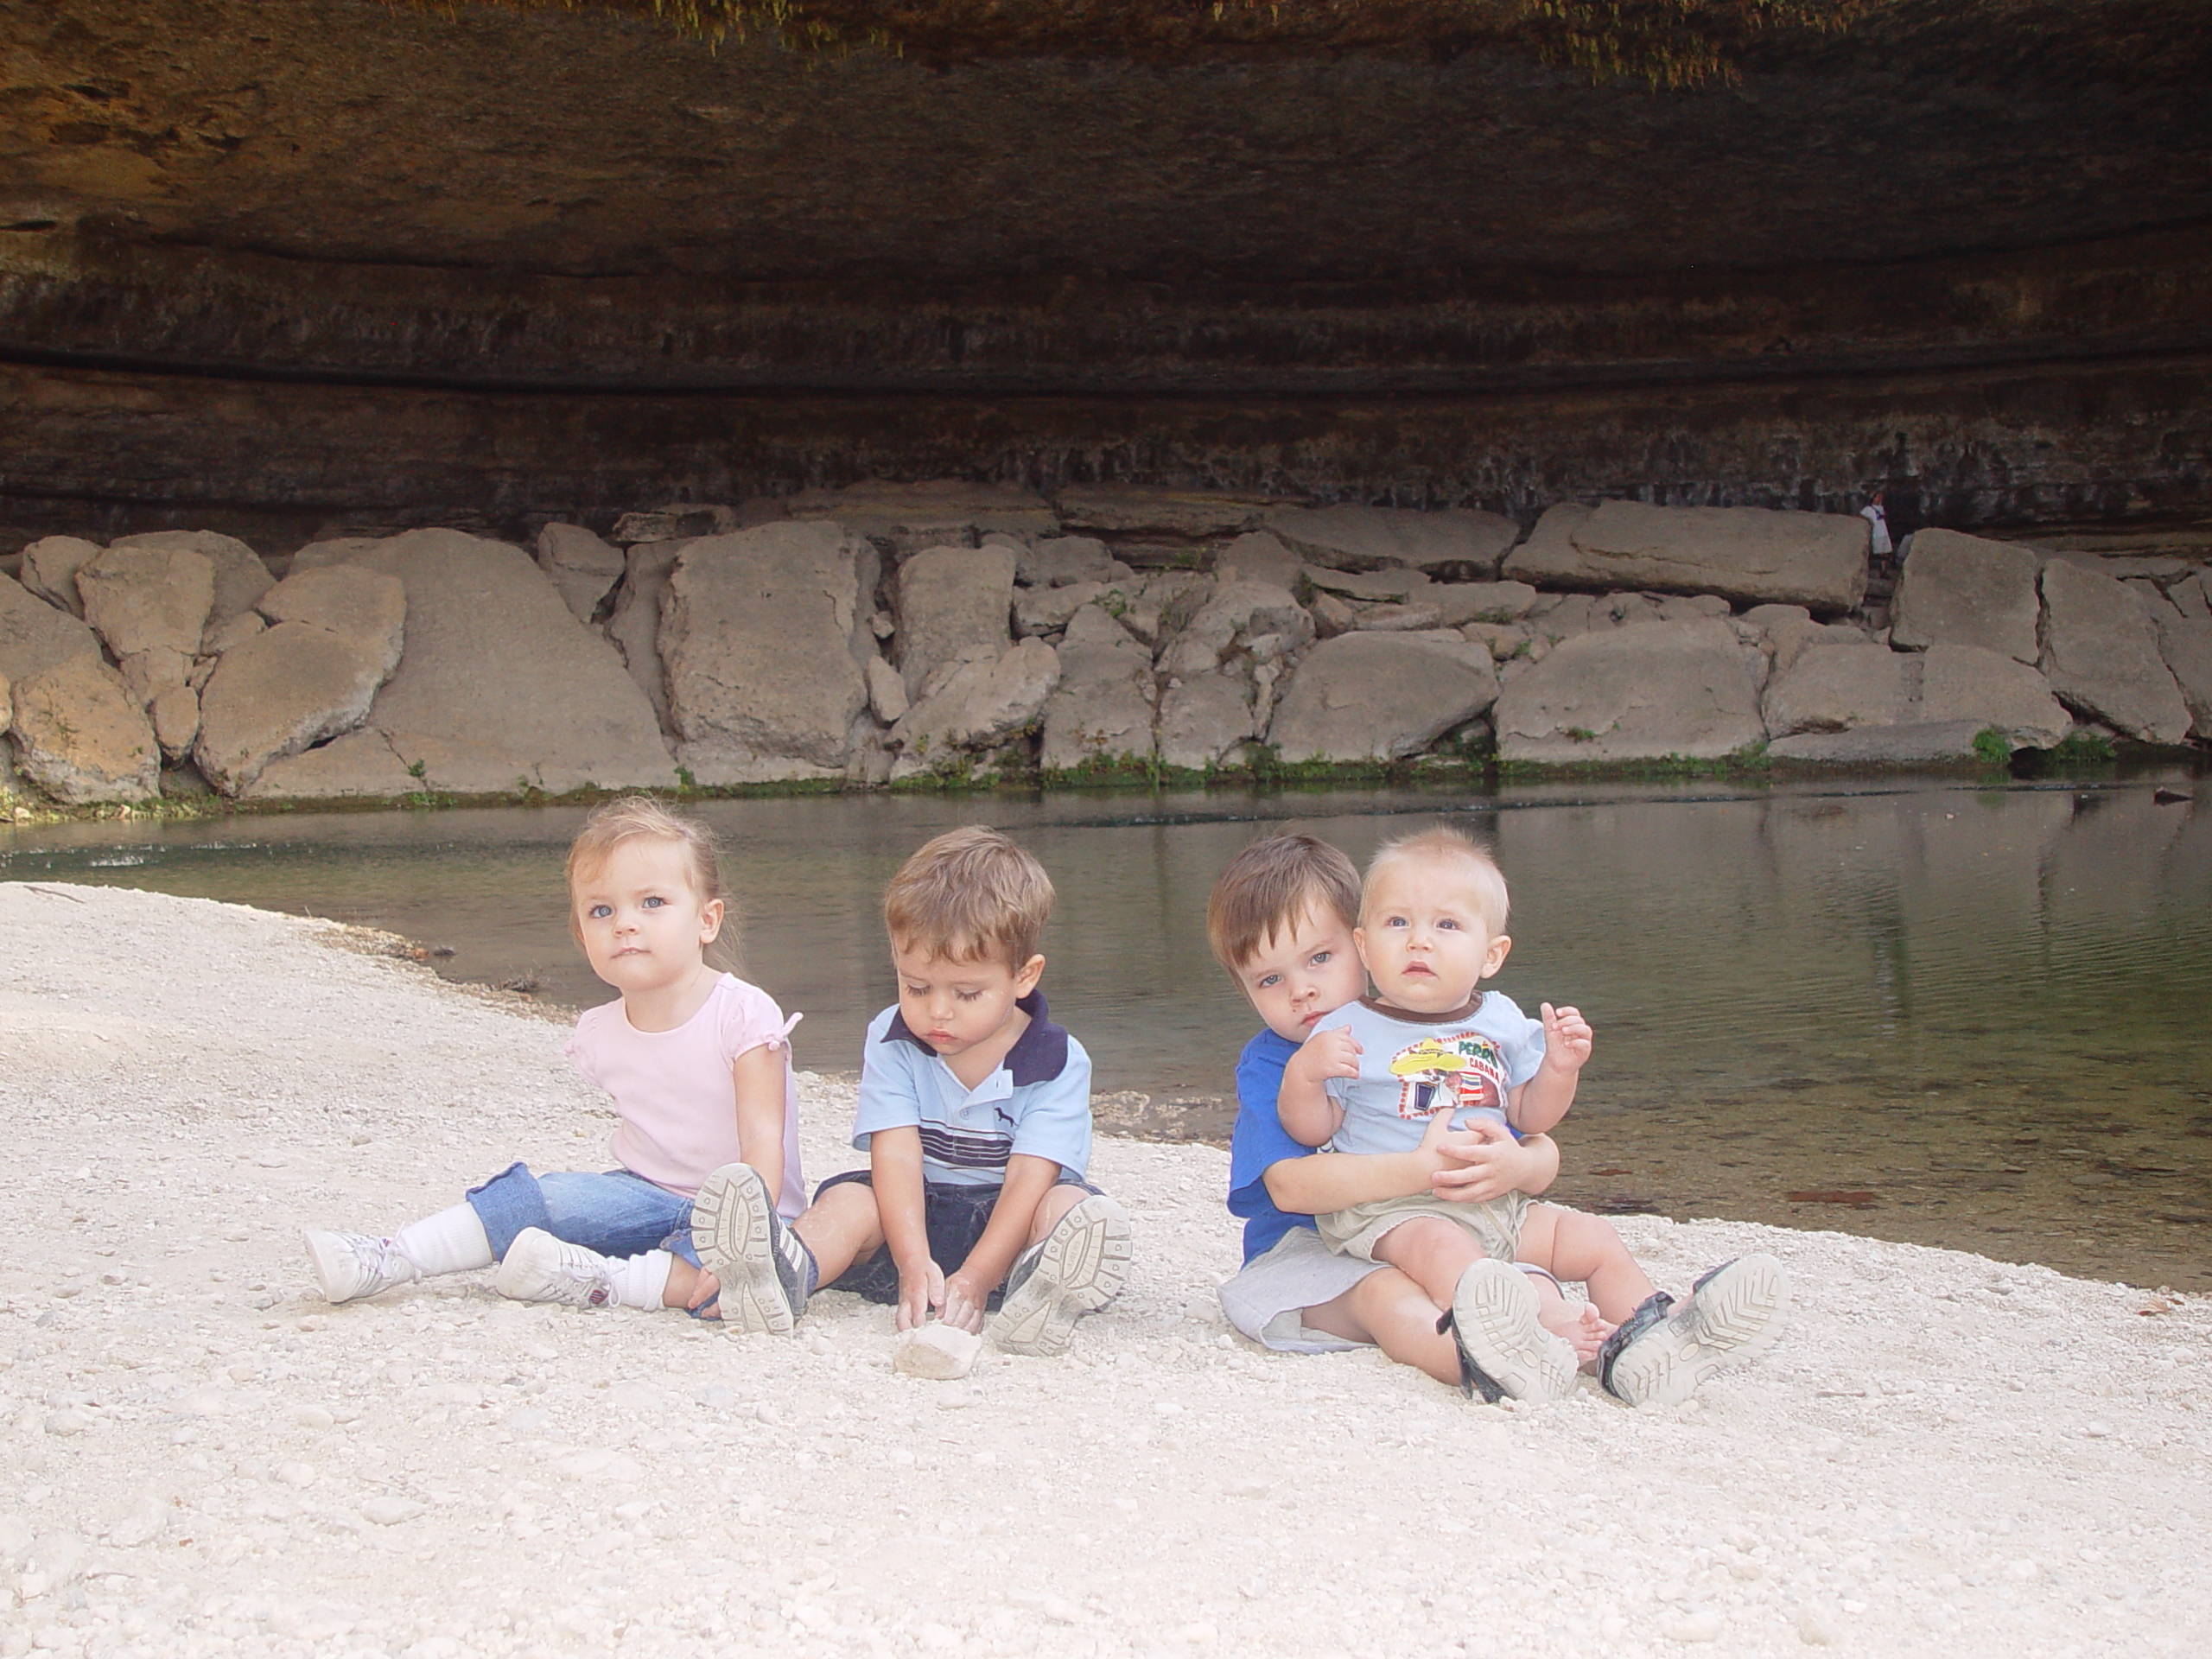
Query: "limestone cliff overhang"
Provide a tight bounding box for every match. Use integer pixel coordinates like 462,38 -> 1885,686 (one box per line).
2,0 -> 2209,399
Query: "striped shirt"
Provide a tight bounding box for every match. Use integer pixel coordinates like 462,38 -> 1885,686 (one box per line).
850,993 -> 1093,1186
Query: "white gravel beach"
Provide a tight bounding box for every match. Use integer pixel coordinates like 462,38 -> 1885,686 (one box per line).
2,881 -> 2206,1659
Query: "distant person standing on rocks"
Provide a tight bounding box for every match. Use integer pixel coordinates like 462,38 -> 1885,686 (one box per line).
1861,489 -> 1894,557
301,796 -> 807,1325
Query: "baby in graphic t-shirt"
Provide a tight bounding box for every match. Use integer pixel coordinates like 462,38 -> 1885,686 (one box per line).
1276,823 -> 1791,1405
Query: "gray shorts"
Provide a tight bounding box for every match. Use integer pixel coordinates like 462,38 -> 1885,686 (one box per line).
1217,1225 -> 1383,1354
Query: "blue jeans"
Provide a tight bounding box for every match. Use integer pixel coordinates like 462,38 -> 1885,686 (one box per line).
464,1162 -> 706,1269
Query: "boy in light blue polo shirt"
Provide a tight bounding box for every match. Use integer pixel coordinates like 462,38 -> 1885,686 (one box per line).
695,826 -> 1130,1357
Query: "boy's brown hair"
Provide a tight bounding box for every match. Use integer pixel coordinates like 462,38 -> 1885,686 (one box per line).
1206,831 -> 1362,973
1365,823 -> 1510,932
884,825 -> 1054,970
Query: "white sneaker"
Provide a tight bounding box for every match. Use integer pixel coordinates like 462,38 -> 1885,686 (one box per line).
691,1163 -> 810,1336
988,1193 -> 1132,1357
493,1228 -> 620,1308
1446,1258 -> 1580,1403
303,1230 -> 419,1305
1602,1253 -> 1790,1408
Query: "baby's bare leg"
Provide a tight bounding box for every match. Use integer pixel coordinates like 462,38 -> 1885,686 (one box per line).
1370,1216 -> 1485,1310
1523,1203 -> 1658,1325
1301,1267 -> 1463,1387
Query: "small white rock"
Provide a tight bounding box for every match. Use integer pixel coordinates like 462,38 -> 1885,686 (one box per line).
294,1406 -> 334,1430
360,1495 -> 424,1526
1663,1608 -> 1722,1643
893,1324 -> 982,1381
272,1461 -> 315,1488
1796,1604 -> 1840,1646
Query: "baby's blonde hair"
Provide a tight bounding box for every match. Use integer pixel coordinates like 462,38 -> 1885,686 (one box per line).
884,825 -> 1053,972
1363,823 -> 1510,933
566,797 -> 736,967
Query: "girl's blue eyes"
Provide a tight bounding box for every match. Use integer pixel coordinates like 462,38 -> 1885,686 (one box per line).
588,903 -> 612,918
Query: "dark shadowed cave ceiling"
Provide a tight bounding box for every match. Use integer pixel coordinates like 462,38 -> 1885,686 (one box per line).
2,0 -> 2208,542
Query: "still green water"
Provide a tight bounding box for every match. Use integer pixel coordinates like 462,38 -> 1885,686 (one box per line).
6,775 -> 2208,1289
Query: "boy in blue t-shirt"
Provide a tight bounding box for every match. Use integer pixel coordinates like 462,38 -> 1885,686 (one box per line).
1209,830 -> 1789,1406
696,826 -> 1131,1357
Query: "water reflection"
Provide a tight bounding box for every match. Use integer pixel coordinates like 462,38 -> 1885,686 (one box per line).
5,773 -> 2207,1288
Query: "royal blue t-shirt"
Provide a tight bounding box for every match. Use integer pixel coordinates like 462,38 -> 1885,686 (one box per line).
1225,1028 -> 1313,1264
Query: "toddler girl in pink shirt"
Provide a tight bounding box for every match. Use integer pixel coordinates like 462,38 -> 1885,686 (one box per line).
302,796 -> 805,1326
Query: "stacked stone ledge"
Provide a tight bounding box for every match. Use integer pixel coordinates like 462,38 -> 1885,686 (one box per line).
4,491 -> 2208,810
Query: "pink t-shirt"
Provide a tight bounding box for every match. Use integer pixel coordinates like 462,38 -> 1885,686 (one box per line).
564,974 -> 804,1217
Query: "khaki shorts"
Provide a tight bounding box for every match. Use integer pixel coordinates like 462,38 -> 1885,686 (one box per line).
1316,1189 -> 1529,1266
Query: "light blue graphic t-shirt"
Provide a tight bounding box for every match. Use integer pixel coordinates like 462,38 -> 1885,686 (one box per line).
1317,994 -> 1546,1157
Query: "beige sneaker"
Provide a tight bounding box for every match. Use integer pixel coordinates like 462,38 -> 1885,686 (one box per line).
988,1194 -> 1131,1357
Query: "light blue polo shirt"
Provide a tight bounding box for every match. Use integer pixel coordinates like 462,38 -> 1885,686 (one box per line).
852,991 -> 1094,1186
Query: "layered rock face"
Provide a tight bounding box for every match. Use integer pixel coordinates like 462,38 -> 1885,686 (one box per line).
1,3 -> 2208,542
8,494 -> 2204,808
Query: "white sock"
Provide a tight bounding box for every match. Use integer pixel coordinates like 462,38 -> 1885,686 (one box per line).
392,1204 -> 495,1277
607,1249 -> 674,1312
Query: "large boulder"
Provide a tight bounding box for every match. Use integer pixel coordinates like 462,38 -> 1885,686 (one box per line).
1888,530 -> 2043,662
1160,579 -> 1313,678
662,524 -> 875,783
895,544 -> 1019,699
1054,485 -> 1290,539
1429,582 -> 1540,626
890,638 -> 1059,770
255,564 -> 407,665
1494,619 -> 1764,763
1917,643 -> 2073,749
1039,605 -> 1157,772
1268,631 -> 1499,763
604,537 -> 686,729
1761,642 -> 1912,735
299,528 -> 678,792
535,523 -> 627,625
1263,505 -> 1520,579
1503,500 -> 1867,613
785,480 -> 1058,547
194,567 -> 409,794
2148,607 -> 2212,739
109,531 -> 274,638
2037,560 -> 2191,743
1766,721 -> 1989,766
1,575 -> 103,683
74,544 -> 215,689
9,653 -> 159,804
1012,535 -> 1125,588
1212,531 -> 1306,590
1156,669 -> 1261,770
243,728 -> 420,801
1099,571 -> 1211,650
1014,580 -> 1109,638
18,537 -> 100,617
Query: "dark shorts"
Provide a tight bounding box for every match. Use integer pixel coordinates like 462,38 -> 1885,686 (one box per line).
813,1167 -> 1104,1307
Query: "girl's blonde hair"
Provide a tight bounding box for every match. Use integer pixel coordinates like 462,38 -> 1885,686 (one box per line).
565,797 -> 739,969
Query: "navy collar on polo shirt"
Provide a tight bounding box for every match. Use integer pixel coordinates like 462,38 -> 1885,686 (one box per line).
884,989 -> 1071,1085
